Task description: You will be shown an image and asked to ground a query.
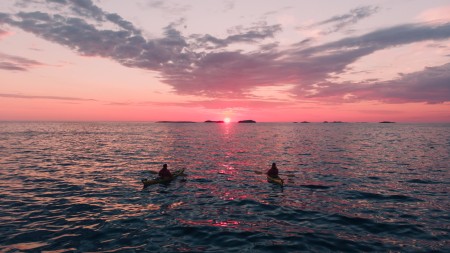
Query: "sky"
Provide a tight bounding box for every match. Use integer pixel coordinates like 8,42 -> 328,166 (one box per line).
0,0 -> 449,122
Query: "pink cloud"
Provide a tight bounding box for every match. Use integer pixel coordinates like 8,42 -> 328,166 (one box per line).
0,53 -> 45,71
418,5 -> 450,23
0,93 -> 97,102
306,63 -> 450,104
0,28 -> 8,38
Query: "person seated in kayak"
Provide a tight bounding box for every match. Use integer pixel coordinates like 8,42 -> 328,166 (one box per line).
158,164 -> 173,179
267,163 -> 279,178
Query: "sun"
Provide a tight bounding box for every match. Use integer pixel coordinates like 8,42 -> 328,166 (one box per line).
224,117 -> 231,123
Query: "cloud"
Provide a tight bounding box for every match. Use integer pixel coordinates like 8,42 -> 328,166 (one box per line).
184,99 -> 292,110
14,0 -> 142,34
302,62 -> 450,104
222,0 -> 235,12
299,6 -> 379,34
302,22 -> 450,55
0,93 -> 97,101
0,53 -> 44,71
261,6 -> 293,20
145,0 -> 190,14
1,1 -> 450,104
363,63 -> 450,103
190,22 -> 281,49
418,5 -> 450,23
133,98 -> 292,110
0,28 -> 8,38
281,22 -> 450,96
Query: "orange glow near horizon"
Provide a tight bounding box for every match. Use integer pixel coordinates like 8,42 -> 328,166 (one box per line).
224,117 -> 231,123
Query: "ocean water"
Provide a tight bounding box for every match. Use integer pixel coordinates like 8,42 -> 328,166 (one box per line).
0,122 -> 449,252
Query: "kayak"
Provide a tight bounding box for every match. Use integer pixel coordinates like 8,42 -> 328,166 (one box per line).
267,175 -> 284,186
142,168 -> 185,187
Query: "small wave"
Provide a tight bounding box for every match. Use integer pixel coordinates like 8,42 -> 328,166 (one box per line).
64,203 -> 103,213
326,213 -> 431,239
206,230 -> 260,249
406,179 -> 439,184
301,184 -> 331,190
3,242 -> 49,252
345,190 -> 422,202
190,178 -> 214,183
267,208 -> 322,223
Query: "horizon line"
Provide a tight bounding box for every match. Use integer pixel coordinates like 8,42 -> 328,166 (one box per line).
1,120 -> 449,124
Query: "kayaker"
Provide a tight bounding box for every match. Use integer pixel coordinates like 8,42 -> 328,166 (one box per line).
267,162 -> 279,178
159,164 -> 173,179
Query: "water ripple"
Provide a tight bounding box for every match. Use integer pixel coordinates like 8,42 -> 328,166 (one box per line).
0,122 -> 449,252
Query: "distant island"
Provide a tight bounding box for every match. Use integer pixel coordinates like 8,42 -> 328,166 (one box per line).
204,120 -> 224,123
379,121 -> 395,123
300,121 -> 310,123
156,121 -> 196,123
238,120 -> 256,123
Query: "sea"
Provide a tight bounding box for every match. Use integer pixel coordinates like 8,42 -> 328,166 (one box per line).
0,121 -> 449,252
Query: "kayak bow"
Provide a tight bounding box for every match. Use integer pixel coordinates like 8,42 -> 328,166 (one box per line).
267,175 -> 284,186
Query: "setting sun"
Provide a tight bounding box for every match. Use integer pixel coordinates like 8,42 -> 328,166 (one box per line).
224,117 -> 231,123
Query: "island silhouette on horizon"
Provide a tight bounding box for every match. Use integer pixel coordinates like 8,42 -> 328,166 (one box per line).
204,120 -> 225,123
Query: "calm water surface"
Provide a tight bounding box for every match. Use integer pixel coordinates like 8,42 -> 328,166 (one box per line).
0,122 -> 449,252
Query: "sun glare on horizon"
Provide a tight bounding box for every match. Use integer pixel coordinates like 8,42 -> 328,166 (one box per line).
224,117 -> 231,123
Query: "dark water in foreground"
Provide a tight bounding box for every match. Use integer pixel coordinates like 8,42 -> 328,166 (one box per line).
0,122 -> 449,252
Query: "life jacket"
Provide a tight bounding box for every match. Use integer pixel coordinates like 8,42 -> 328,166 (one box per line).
267,167 -> 278,177
159,168 -> 173,178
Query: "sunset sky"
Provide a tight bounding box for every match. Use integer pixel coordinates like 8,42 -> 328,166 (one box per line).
1,0 -> 449,122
